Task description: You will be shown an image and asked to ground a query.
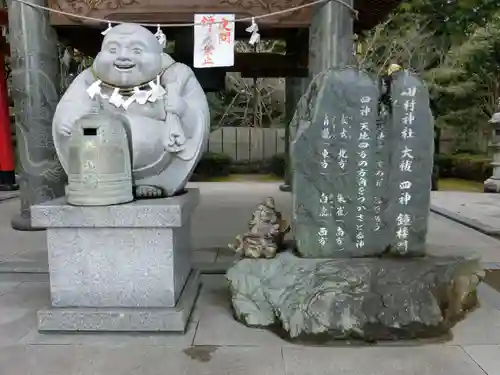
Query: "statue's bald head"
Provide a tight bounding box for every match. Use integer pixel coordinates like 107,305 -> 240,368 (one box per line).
93,23 -> 164,87
103,24 -> 163,54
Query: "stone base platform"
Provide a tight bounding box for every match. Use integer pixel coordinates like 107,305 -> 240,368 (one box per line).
31,189 -> 201,333
38,270 -> 200,332
226,252 -> 484,342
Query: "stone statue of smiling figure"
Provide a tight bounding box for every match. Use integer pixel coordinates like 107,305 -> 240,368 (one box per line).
52,23 -> 210,198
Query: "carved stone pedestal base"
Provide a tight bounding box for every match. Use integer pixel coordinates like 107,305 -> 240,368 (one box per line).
31,189 -> 200,332
279,184 -> 291,192
227,251 -> 483,342
37,271 -> 200,332
11,212 -> 45,232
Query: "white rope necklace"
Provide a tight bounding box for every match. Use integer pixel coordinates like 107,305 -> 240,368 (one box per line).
86,75 -> 167,110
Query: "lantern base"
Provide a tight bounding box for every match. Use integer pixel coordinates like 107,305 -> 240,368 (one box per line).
279,183 -> 291,192
0,171 -> 18,191
484,177 -> 500,193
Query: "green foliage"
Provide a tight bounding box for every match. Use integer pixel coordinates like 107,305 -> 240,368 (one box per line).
435,153 -> 492,182
191,152 -> 286,180
193,152 -> 233,178
359,0 -> 500,153
266,153 -> 286,178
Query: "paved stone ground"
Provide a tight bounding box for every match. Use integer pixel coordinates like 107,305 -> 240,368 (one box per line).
2,183 -> 500,269
0,190 -> 19,202
431,191 -> 500,238
1,182 -> 500,373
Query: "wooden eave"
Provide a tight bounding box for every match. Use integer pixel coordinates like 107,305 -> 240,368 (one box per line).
48,0 -> 403,31
354,0 -> 403,31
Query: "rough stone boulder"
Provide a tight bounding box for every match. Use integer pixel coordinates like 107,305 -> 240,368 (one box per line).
226,252 -> 484,341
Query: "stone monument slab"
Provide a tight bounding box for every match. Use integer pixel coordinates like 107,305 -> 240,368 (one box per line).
292,69 -> 382,257
226,67 -> 480,343
384,71 -> 434,256
31,188 -> 200,332
291,68 -> 435,258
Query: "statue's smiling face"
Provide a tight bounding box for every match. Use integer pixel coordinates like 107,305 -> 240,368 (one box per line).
93,24 -> 163,87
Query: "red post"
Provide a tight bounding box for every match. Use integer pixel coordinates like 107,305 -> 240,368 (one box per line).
0,25 -> 17,190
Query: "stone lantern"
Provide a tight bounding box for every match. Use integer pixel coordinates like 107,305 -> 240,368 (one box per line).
484,111 -> 500,192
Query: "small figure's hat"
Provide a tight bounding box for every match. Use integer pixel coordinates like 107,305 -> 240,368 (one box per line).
263,197 -> 275,209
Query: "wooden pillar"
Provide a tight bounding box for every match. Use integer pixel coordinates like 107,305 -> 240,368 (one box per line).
308,0 -> 355,76
8,0 -> 66,230
280,31 -> 309,192
281,77 -> 308,191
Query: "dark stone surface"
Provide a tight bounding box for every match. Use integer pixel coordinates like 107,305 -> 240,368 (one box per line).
385,72 -> 434,256
226,252 -> 483,341
292,68 -> 381,257
291,68 -> 434,259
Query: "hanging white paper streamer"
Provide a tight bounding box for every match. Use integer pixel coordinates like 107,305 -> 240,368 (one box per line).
86,80 -> 102,99
149,76 -> 166,102
101,22 -> 113,36
154,25 -> 167,48
245,17 -> 260,45
133,87 -> 151,104
109,88 -> 125,107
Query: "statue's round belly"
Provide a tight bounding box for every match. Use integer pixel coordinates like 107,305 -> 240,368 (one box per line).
127,115 -> 170,171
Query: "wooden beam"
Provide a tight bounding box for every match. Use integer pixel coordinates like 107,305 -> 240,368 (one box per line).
233,53 -> 307,78
175,52 -> 307,77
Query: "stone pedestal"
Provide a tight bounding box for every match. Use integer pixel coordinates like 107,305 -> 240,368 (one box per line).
485,113 -> 500,192
227,251 -> 484,341
31,188 -> 201,332
484,145 -> 500,192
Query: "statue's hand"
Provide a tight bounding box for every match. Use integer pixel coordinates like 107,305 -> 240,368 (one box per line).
164,92 -> 187,117
164,116 -> 187,153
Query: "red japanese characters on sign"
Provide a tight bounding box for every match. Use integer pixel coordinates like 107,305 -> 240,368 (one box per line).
200,15 -> 215,66
194,14 -> 235,68
218,17 -> 232,44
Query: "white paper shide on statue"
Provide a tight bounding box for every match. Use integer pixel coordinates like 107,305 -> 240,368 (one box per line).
194,13 -> 235,68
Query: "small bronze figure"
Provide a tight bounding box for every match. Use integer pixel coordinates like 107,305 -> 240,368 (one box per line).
229,197 -> 290,259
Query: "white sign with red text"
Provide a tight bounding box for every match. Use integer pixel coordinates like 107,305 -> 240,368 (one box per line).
194,13 -> 235,68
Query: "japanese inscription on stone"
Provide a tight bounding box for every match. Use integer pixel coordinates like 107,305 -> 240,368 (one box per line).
386,71 -> 434,256
292,68 -> 434,259
292,69 -> 380,257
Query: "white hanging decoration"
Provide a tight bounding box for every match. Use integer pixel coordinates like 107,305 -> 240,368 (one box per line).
62,48 -> 72,68
148,76 -> 166,102
86,74 -> 166,110
109,88 -> 125,108
245,17 -> 260,45
86,80 -> 103,99
154,25 -> 167,48
101,22 -> 113,36
133,87 -> 152,105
